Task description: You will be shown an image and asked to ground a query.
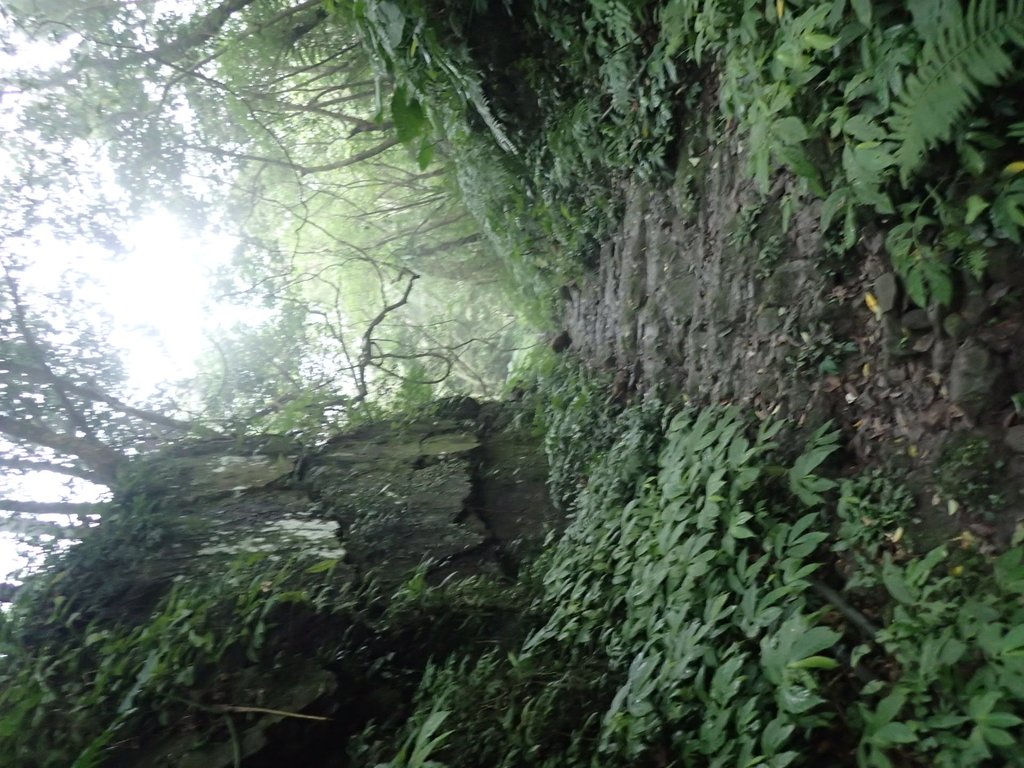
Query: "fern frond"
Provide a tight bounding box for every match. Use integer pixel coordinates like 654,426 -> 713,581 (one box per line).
891,0 -> 1024,183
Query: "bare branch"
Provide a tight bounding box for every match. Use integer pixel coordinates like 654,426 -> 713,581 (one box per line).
0,456 -> 105,484
0,416 -> 124,486
2,265 -> 97,443
1,360 -> 202,434
0,500 -> 107,515
146,0 -> 261,63
355,272 -> 420,401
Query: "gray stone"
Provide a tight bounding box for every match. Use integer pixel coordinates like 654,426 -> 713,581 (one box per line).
912,333 -> 935,353
756,307 -> 784,334
1006,426 -> 1024,454
901,309 -> 931,331
961,291 -> 990,326
986,283 -> 1011,305
948,340 -> 1001,417
987,246 -> 1024,290
764,261 -> 814,306
874,272 -> 899,314
942,313 -> 967,341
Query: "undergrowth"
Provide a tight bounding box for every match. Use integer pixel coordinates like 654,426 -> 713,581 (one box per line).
3,364 -> 1023,767
358,364 -> 1024,768
0,549 -> 335,767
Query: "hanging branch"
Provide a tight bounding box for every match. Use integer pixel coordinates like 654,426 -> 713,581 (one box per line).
354,271 -> 420,401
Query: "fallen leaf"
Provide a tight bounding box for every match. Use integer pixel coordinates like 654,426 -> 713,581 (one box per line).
865,292 -> 881,318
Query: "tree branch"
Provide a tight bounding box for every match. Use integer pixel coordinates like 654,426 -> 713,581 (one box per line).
0,456 -> 104,484
183,137 -> 401,176
0,500 -> 106,515
0,513 -> 94,540
1,360 -> 201,434
0,416 -> 124,486
2,266 -> 97,442
146,0 -> 261,63
355,272 -> 420,401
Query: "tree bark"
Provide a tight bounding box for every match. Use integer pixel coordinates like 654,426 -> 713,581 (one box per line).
0,415 -> 125,486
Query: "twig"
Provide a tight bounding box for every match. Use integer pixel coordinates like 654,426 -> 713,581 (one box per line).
219,705 -> 330,722
810,578 -> 880,641
224,714 -> 241,768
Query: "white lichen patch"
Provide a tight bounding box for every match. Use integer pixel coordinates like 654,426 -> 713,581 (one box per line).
196,454 -> 294,491
197,514 -> 344,561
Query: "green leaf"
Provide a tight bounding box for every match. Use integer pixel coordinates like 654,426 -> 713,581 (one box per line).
762,715 -> 795,754
305,558 -> 338,574
922,257 -> 953,306
803,33 -> 838,50
891,0 -> 1024,183
965,194 -> 989,224
787,655 -> 839,670
904,264 -> 928,308
985,712 -> 1024,728
980,726 -> 1016,746
1000,623 -> 1024,654
778,145 -> 825,196
376,0 -> 406,48
881,558 -> 916,604
874,690 -> 907,724
844,114 -> 888,142
791,626 -> 842,661
774,116 -> 809,144
968,691 -> 1001,719
391,86 -> 427,143
851,0 -> 872,25
872,721 -> 918,745
416,140 -> 434,170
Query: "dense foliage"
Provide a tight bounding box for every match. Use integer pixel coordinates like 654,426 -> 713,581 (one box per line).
2,1 -> 1024,767
341,0 -> 1024,305
359,364 -> 1024,768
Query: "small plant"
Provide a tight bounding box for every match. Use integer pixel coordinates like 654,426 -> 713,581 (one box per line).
1012,392 -> 1024,417
0,552 -> 322,766
834,469 -> 917,589
787,323 -> 858,376
375,709 -> 452,768
935,434 -> 1005,518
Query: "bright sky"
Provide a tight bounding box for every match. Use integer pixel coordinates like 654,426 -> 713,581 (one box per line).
22,212 -> 240,393
2,213 -> 241,582
0,8 -> 280,586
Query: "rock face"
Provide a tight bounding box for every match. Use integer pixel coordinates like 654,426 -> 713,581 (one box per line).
16,401 -> 558,768
304,405 -> 556,580
948,340 -> 1002,418
109,402 -> 558,593
564,132 -> 833,420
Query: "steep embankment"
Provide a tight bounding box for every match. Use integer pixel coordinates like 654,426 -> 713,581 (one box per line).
564,122 -> 1024,550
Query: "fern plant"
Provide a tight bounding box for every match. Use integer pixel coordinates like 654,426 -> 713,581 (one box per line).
891,0 -> 1024,183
